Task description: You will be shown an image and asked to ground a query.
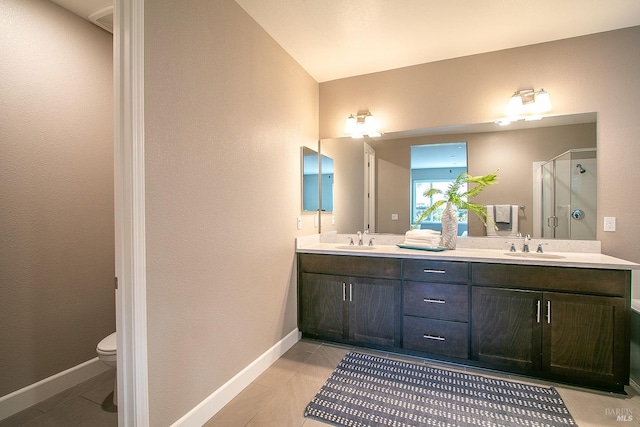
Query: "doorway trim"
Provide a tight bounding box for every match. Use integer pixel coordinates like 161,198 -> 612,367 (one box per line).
114,0 -> 149,425
364,143 -> 375,232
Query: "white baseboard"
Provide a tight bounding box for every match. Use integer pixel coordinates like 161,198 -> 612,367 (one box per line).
0,358 -> 111,421
171,328 -> 301,427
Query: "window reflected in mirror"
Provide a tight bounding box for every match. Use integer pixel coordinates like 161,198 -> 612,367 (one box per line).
411,143 -> 468,234
320,155 -> 334,212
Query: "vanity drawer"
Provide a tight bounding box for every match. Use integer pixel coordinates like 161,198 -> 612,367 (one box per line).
403,282 -> 468,322
403,260 -> 469,283
403,316 -> 469,359
471,263 -> 629,296
299,253 -> 401,279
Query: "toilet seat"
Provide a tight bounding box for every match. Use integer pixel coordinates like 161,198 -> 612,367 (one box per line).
97,332 -> 116,357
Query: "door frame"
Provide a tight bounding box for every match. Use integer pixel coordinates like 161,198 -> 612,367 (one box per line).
114,0 -> 149,425
364,143 -> 375,232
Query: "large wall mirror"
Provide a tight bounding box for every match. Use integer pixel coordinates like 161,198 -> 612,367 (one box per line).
320,112 -> 597,239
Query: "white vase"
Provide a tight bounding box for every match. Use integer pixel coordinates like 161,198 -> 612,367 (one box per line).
441,202 -> 458,249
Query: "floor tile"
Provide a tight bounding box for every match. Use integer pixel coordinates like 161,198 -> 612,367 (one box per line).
74,409 -> 118,427
0,406 -> 45,427
20,397 -> 103,427
0,370 -> 117,427
203,383 -> 275,427
246,371 -> 326,427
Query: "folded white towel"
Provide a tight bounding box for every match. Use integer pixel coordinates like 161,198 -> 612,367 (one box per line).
403,229 -> 442,247
403,237 -> 441,248
405,229 -> 440,240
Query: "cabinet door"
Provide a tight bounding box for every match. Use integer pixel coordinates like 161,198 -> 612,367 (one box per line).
471,287 -> 542,372
349,277 -> 401,348
543,292 -> 627,387
300,273 -> 347,340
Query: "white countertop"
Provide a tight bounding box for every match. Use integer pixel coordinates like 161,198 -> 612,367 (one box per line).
296,234 -> 640,270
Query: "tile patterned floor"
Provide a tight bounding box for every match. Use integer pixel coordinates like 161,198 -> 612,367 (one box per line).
3,341 -> 639,426
0,369 -> 117,427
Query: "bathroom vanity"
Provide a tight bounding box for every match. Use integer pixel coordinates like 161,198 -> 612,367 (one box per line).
296,235 -> 637,393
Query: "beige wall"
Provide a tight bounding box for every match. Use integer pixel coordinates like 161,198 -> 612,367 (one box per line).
320,26 -> 640,263
144,0 -> 318,424
0,0 -> 114,396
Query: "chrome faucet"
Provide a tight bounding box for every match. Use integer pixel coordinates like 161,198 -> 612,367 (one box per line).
523,234 -> 531,252
356,230 -> 369,246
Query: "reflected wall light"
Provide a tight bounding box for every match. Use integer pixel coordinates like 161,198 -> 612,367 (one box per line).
496,88 -> 552,126
345,111 -> 382,138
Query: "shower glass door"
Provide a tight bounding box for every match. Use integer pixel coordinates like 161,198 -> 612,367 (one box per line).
540,149 -> 597,239
553,152 -> 572,239
541,160 -> 558,238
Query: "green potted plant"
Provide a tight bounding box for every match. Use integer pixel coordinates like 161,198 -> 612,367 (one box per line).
412,170 -> 499,249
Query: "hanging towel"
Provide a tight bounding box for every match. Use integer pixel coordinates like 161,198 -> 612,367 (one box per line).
493,205 -> 512,231
486,205 -> 519,236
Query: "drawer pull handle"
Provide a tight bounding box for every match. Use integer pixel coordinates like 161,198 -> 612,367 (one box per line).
424,334 -> 445,341
424,298 -> 445,304
423,269 -> 446,274
536,300 -> 541,323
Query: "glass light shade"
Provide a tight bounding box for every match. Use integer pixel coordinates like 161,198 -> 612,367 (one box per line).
533,90 -> 552,113
505,93 -> 523,117
364,114 -> 378,134
345,115 -> 357,135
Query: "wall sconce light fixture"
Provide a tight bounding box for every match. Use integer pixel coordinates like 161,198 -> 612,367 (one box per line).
496,88 -> 552,126
345,111 -> 382,138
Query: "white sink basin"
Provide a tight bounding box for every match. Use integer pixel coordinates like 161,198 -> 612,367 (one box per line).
335,245 -> 377,250
503,252 -> 565,260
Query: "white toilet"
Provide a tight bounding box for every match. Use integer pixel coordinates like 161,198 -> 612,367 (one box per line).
96,332 -> 117,406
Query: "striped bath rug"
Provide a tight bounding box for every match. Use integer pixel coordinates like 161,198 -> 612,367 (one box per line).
304,351 -> 576,426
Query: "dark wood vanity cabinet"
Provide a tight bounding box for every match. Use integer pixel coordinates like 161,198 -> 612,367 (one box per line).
471,263 -> 630,392
297,253 -> 631,392
298,254 -> 402,348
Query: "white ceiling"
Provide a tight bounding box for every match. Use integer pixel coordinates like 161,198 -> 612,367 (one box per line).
52,0 -> 640,83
